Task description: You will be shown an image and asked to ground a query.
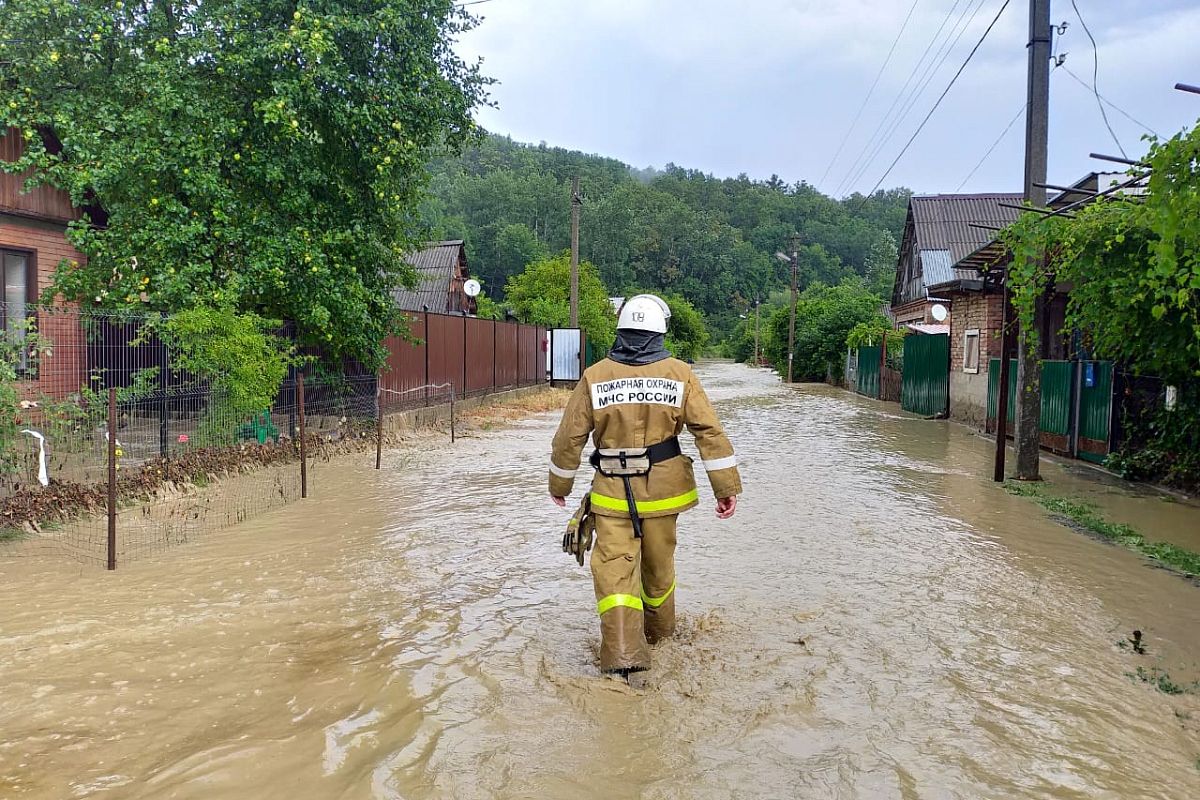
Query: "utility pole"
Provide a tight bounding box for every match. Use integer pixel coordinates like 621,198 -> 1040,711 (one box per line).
569,176 -> 581,328
754,299 -> 761,366
1012,0 -> 1051,481
787,233 -> 800,384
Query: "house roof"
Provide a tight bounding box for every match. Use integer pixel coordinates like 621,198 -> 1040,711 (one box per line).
392,240 -> 467,314
905,323 -> 950,336
909,193 -> 1023,269
918,249 -> 955,288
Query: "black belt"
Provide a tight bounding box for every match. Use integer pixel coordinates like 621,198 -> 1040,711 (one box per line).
587,436 -> 681,471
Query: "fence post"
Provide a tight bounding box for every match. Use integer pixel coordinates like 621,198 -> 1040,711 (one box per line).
298,371 -> 307,499
158,312 -> 169,458
107,386 -> 117,571
375,380 -> 383,470
449,384 -> 456,444
424,310 -> 430,407
493,318 -> 498,392
462,314 -> 468,399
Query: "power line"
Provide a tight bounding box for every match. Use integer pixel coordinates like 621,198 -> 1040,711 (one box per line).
1070,0 -> 1126,157
831,0 -> 971,196
817,0 -> 922,192
1059,64 -> 1158,137
840,0 -> 991,195
859,0 -> 1012,201
955,102 -> 1024,191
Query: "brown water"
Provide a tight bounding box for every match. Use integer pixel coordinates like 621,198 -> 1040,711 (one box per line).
1,363 -> 1198,799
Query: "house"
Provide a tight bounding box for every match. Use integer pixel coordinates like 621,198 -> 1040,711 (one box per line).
1,128 -> 88,397
890,193 -> 1022,427
0,129 -> 85,314
391,240 -> 477,316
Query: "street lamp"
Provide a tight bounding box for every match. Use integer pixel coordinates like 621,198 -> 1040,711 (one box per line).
775,233 -> 801,383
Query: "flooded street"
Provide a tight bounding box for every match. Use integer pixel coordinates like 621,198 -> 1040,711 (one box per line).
1,362 -> 1198,799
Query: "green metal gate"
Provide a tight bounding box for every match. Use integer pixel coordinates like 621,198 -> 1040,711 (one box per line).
856,345 -> 881,399
988,358 -> 1114,459
1078,361 -> 1113,463
986,358 -> 1017,421
900,334 -> 949,416
1040,361 -> 1073,436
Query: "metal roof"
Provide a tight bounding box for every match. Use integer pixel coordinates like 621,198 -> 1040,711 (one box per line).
905,323 -> 950,336
392,240 -> 467,314
909,193 -> 1023,281
918,249 -> 955,288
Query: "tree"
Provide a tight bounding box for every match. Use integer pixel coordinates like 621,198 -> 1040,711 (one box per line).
661,294 -> 708,362
0,0 -> 489,367
864,231 -> 899,298
766,280 -> 883,381
505,253 -> 616,348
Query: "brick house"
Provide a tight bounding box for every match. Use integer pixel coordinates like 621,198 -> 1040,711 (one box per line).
890,194 -> 1022,427
0,128 -> 88,398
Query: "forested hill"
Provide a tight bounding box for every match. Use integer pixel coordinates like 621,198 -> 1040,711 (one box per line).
421,134 -> 911,337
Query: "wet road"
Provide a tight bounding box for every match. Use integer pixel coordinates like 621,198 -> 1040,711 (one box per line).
1,363 -> 1198,799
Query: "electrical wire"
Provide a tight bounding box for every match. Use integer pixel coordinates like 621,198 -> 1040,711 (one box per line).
954,102 -> 1024,191
817,0 -> 922,192
1060,64 -> 1159,137
858,0 -> 1012,202
1070,0 -> 1127,157
831,0 -> 971,196
840,0 -> 991,195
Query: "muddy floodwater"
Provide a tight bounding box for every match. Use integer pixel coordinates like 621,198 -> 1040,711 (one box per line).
2,363 -> 1198,799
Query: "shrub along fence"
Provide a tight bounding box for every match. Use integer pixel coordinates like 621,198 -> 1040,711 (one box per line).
0,304 -> 546,567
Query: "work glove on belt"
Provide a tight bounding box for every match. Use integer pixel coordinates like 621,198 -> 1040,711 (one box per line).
562,495 -> 595,567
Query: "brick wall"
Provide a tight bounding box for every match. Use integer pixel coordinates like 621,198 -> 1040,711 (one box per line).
948,291 -> 1003,372
0,214 -> 87,398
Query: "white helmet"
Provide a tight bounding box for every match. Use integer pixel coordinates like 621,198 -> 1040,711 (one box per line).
617,294 -> 671,333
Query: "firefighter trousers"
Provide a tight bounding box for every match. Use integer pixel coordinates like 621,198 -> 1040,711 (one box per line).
591,513 -> 678,673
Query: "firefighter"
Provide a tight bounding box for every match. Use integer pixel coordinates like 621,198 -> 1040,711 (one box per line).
549,294 -> 742,677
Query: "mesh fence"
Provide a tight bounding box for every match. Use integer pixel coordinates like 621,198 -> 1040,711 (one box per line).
0,304 -> 547,567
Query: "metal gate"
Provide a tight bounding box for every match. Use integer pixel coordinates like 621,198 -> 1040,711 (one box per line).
549,328 -> 582,382
901,333 -> 949,417
856,345 -> 881,399
987,358 -> 1114,459
1078,361 -> 1113,463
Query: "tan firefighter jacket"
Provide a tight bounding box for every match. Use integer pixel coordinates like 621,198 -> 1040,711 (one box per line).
548,357 -> 742,518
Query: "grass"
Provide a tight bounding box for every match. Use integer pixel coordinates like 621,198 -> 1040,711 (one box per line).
1126,666 -> 1198,696
0,526 -> 28,543
1003,481 -> 1200,577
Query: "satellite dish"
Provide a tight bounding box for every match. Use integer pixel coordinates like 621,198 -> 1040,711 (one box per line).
931,303 -> 948,322
463,279 -> 481,298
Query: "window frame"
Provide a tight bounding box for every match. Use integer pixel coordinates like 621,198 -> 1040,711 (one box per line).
962,328 -> 981,374
0,246 -> 40,377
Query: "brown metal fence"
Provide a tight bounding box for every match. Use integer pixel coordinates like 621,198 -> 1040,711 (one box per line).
378,311 -> 545,403
1,305 -> 546,567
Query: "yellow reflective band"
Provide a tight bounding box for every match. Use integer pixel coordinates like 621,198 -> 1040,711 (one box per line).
641,580 -> 676,608
597,594 -> 644,615
589,488 -> 699,514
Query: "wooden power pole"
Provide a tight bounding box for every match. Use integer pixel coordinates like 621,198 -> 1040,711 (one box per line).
569,177 -> 581,328
1013,0 -> 1051,481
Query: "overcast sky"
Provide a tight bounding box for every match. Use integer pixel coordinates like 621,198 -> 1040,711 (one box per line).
455,0 -> 1200,197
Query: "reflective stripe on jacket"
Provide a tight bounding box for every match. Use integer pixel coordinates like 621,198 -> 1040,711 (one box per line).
548,357 -> 742,518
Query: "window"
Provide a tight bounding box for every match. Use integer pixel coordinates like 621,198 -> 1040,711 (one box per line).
963,329 -> 980,374
1,248 -> 36,372
1,248 -> 34,331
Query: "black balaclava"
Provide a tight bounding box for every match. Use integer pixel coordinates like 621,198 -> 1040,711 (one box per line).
608,328 -> 671,366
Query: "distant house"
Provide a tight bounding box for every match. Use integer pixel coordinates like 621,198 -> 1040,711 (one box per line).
0,128 -> 85,317
1,128 -> 88,397
890,193 -> 1021,427
392,240 -> 477,316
